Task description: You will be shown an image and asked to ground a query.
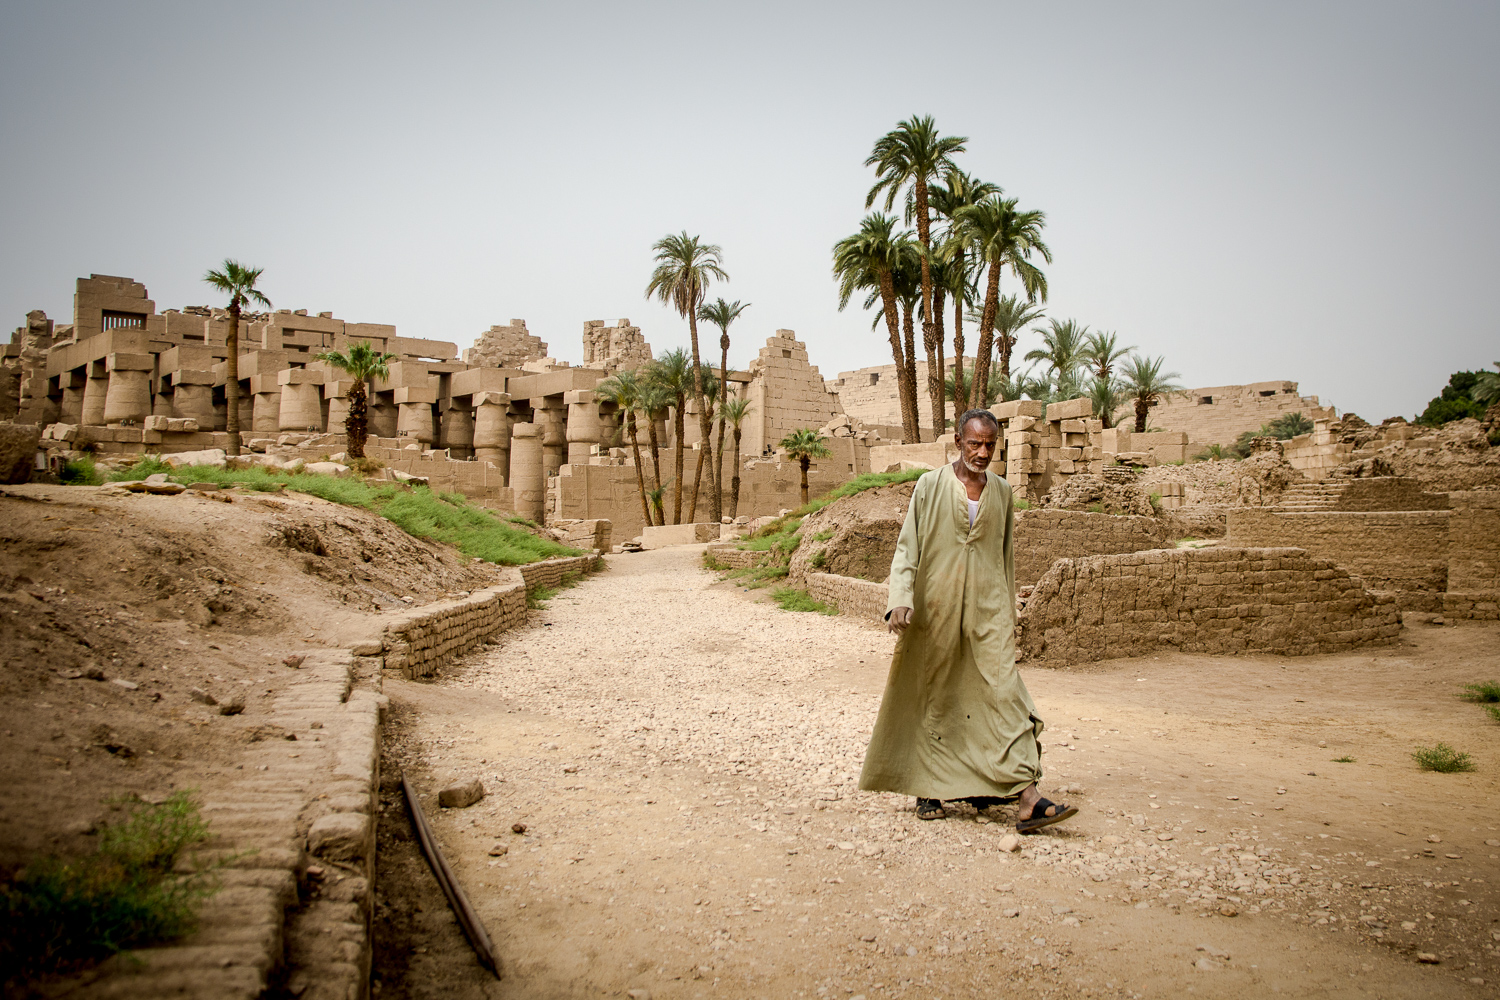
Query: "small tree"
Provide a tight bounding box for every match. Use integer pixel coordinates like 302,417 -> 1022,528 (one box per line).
314,341 -> 396,459
203,260 -> 271,456
722,397 -> 753,519
1119,355 -> 1184,433
779,428 -> 833,506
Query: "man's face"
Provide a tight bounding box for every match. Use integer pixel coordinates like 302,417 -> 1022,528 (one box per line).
955,418 -> 998,474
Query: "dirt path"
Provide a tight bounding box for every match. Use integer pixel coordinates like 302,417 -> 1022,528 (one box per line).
375,546 -> 1499,999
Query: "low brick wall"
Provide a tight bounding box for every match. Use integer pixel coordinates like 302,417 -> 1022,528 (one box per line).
382,555 -> 601,679
1226,509 -> 1451,592
1018,546 -> 1401,664
1014,509 -> 1168,586
705,544 -> 769,570
805,571 -> 888,621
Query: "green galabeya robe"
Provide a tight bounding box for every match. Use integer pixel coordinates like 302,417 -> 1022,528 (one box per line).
858,463 -> 1044,799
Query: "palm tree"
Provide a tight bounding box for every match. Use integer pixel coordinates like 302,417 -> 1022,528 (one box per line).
203,260 -> 271,456
779,428 -> 833,507
928,168 -> 999,419
698,297 -> 749,522
866,116 -> 967,410
645,232 -> 728,524
832,213 -> 920,443
1080,331 -> 1135,428
721,396 -> 753,519
314,340 -> 396,458
1119,355 -> 1184,433
949,196 -> 1050,402
1024,319 -> 1089,401
595,369 -> 653,529
647,348 -> 693,524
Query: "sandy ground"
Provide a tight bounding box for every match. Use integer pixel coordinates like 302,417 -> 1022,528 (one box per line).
375,546 -> 1500,1000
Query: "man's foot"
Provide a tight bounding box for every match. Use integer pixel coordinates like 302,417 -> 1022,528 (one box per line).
1017,797 -> 1077,834
915,798 -> 946,821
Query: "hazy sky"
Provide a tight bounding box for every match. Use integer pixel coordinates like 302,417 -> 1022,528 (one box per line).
3,1 -> 1496,421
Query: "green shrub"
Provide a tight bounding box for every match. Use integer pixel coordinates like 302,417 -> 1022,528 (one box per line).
1411,743 -> 1475,773
59,456 -> 104,485
0,793 -> 214,982
770,586 -> 837,615
1459,681 -> 1500,703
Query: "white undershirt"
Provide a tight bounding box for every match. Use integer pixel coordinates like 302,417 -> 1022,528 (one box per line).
966,497 -> 980,527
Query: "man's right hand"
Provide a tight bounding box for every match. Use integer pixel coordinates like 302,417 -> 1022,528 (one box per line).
887,606 -> 913,634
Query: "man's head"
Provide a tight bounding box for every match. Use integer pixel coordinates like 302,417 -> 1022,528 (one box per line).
954,408 -> 999,474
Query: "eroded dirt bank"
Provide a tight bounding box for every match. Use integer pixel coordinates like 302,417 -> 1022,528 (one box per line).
377,546 -> 1499,999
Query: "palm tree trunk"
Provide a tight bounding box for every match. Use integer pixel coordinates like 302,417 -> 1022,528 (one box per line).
224,302 -> 241,456
672,396 -> 685,524
646,410 -> 664,526
927,284 -> 946,440
345,378 -> 368,458
729,426 -> 743,519
900,300 -> 921,442
687,311 -> 711,522
876,270 -> 916,445
952,250 -> 969,418
972,262 -> 1002,409
800,457 -> 810,506
626,413 -> 651,529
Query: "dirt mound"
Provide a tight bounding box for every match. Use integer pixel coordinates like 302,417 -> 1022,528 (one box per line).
788,481 -> 916,584
0,483 -> 503,870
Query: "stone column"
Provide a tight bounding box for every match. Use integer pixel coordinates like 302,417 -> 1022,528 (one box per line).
60,370 -> 86,424
537,396 -> 567,478
172,372 -> 217,424
510,421 -> 545,522
564,389 -> 602,465
472,391 -> 511,479
80,361 -> 109,426
102,353 -> 154,425
278,369 -> 325,432
395,386 -> 437,447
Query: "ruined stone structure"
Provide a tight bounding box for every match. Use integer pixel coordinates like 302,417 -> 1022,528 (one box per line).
462,320 -> 549,370
1127,380 -> 1334,447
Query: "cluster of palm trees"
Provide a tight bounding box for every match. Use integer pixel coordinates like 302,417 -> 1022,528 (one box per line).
831,117 -> 1187,437
596,232 -> 757,528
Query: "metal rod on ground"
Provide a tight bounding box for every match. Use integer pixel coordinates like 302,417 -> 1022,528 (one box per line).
401,774 -> 501,978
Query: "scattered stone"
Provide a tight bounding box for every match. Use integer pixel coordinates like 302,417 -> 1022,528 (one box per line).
218,694 -> 246,716
283,654 -> 306,668
438,779 -> 485,809
190,687 -> 218,706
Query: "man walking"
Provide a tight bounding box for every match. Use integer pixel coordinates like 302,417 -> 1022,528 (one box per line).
859,409 -> 1076,831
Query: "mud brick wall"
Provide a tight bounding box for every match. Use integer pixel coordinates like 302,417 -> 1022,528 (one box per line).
1018,547 -> 1402,665
1226,509 -> 1451,592
1014,510 -> 1168,586
805,571 -> 888,621
382,555 -> 600,678
705,544 -> 770,570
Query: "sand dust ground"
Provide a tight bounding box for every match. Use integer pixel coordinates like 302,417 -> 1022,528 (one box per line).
374,546 -> 1499,999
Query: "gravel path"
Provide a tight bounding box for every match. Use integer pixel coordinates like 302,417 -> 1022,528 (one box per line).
374,547 -> 1496,1000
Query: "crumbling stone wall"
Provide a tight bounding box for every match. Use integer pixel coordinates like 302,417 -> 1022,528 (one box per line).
804,571 -> 887,620
1226,509 -> 1451,593
1018,547 -> 1402,664
464,319 -> 549,369
1014,509 -> 1168,586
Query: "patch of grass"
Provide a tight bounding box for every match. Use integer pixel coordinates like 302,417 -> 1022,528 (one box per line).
106,456 -> 172,482
1459,681 -> 1500,703
812,529 -> 834,541
1411,743 -> 1475,773
1331,756 -> 1356,763
59,456 -> 104,486
810,549 -> 827,569
0,792 -> 215,983
769,586 -> 837,615
163,467 -> 579,566
527,585 -> 557,610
